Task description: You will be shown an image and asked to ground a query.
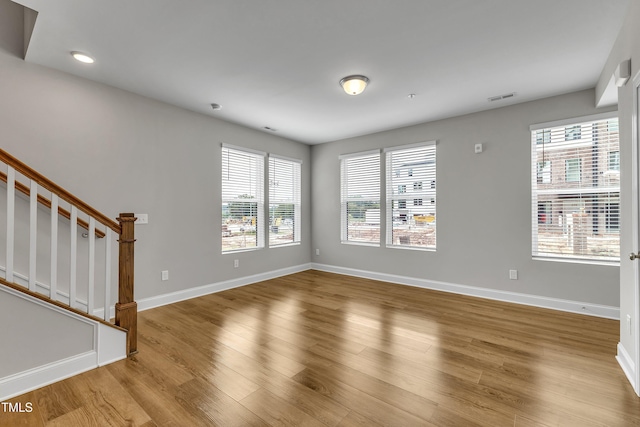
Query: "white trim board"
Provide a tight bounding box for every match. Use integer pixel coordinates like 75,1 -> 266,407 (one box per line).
311,263 -> 620,320
136,263 -> 312,312
0,352 -> 97,401
617,342 -> 637,394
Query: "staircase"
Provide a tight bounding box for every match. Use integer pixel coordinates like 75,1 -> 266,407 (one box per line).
0,149 -> 137,400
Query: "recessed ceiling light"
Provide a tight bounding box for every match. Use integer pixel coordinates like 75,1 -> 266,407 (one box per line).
71,51 -> 95,64
211,103 -> 222,111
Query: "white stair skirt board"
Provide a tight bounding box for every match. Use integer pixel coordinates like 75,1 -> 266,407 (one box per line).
311,263 -> 620,320
0,286 -> 127,401
0,352 -> 96,401
617,343 -> 638,396
136,263 -> 313,312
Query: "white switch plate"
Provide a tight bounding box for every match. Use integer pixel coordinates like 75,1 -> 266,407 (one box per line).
234,259 -> 239,268
135,213 -> 149,224
161,270 -> 169,281
474,143 -> 483,154
509,269 -> 518,280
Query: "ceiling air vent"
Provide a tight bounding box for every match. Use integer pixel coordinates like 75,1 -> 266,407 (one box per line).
488,92 -> 516,102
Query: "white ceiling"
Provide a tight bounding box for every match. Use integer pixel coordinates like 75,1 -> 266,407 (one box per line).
14,0 -> 629,144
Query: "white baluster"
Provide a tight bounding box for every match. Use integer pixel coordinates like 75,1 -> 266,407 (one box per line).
69,206 -> 77,308
5,167 -> 15,283
29,180 -> 38,291
104,231 -> 111,321
50,194 -> 58,300
88,217 -> 95,315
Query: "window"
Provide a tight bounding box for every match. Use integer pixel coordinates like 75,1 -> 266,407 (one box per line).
531,114 -> 619,262
269,156 -> 301,247
606,201 -> 620,231
222,145 -> 265,252
537,201 -> 551,225
565,158 -> 581,182
340,151 -> 380,245
537,161 -> 551,184
609,151 -> 620,171
565,125 -> 581,141
536,129 -> 551,144
385,142 -> 436,249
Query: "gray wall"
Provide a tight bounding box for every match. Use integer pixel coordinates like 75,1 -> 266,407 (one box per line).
311,89 -> 619,306
0,287 -> 94,377
0,7 -> 312,302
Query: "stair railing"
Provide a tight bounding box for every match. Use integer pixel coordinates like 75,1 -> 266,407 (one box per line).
0,149 -> 137,355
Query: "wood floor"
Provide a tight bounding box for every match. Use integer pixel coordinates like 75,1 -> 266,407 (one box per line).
3,270 -> 640,426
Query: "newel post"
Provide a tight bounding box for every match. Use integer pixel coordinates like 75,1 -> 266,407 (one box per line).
116,212 -> 137,355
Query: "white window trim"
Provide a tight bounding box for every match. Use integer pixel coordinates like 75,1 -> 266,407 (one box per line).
530,114 -> 620,264
268,154 -> 302,248
340,150 -> 381,246
221,144 -> 266,253
385,141 -> 437,251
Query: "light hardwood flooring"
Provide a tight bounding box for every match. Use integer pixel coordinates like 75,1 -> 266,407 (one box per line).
3,270 -> 640,426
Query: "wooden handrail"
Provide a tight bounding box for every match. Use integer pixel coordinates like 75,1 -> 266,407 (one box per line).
0,171 -> 106,238
0,149 -> 120,234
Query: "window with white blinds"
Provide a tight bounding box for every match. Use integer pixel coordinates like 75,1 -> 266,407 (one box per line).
385,142 -> 436,249
340,150 -> 380,245
269,155 -> 301,247
222,145 -> 265,252
531,114 -> 619,262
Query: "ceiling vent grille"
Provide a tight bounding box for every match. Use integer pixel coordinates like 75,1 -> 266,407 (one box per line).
488,92 -> 516,102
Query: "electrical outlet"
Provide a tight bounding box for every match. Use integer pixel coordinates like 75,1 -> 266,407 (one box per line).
234,259 -> 239,268
509,269 -> 518,280
161,270 -> 169,281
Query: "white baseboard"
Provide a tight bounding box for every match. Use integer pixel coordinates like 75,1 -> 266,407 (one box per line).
137,263 -> 313,312
617,342 -> 638,395
311,263 -> 620,320
0,351 -> 97,401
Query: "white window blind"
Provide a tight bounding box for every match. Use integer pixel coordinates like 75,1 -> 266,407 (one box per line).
269,155 -> 301,247
222,145 -> 265,252
340,151 -> 380,245
385,142 -> 436,249
531,115 -> 619,262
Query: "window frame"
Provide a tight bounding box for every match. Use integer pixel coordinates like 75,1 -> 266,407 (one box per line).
340,150 -> 381,246
221,144 -> 266,253
268,154 -> 302,248
384,141 -> 437,251
530,112 -> 620,264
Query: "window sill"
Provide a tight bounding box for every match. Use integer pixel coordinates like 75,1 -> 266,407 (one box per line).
532,256 -> 620,267
386,244 -> 436,252
269,242 -> 301,249
222,247 -> 263,254
340,241 -> 380,248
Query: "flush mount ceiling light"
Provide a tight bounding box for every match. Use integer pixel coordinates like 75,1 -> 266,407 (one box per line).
339,75 -> 369,96
71,51 -> 95,64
